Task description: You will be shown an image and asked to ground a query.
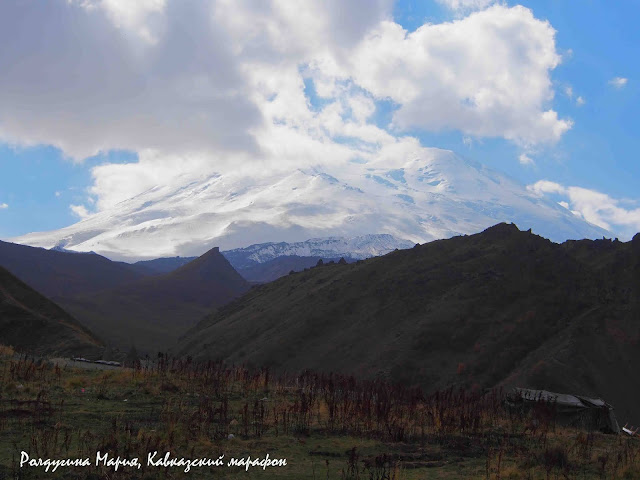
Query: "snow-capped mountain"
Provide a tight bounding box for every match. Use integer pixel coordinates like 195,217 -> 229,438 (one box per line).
13,148 -> 608,261
50,245 -> 97,255
223,234 -> 414,270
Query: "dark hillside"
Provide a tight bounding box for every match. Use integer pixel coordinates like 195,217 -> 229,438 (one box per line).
130,256 -> 197,275
60,247 -> 250,354
0,266 -> 102,357
236,255 -> 355,283
0,240 -> 145,298
177,224 -> 640,423
130,254 -> 354,283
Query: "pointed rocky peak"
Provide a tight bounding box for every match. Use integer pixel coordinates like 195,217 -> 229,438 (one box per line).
159,246 -> 249,294
188,246 -> 223,264
176,246 -> 231,275
199,246 -> 220,257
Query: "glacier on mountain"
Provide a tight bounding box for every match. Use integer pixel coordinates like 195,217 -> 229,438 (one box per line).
13,148 -> 609,261
223,234 -> 414,270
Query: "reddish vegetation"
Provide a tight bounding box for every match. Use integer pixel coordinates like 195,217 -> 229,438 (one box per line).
606,319 -> 639,345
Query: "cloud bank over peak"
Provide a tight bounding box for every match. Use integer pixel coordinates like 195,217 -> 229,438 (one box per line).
0,0 -> 575,226
0,1 -> 569,157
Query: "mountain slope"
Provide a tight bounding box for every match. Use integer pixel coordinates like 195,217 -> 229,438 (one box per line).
0,240 -> 146,298
58,247 -> 250,353
0,266 -> 103,357
176,224 -> 640,423
125,235 -> 406,282
13,149 -> 608,261
131,256 -> 197,275
236,255 -> 355,283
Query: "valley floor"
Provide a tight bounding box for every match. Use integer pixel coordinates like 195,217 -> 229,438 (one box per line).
1,346 -> 640,479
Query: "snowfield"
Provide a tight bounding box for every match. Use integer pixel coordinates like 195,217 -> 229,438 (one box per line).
14,148 -> 608,261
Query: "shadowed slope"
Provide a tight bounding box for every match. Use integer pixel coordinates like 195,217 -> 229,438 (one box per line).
236,255 -> 355,283
177,224 -> 640,423
0,240 -> 145,298
130,253 -> 355,283
0,266 -> 102,357
59,247 -> 250,354
130,256 -> 197,275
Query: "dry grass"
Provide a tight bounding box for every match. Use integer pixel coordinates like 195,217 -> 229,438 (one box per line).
1,350 -> 640,479
0,344 -> 15,357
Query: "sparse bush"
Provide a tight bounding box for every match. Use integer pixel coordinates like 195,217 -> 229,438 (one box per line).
0,344 -> 15,357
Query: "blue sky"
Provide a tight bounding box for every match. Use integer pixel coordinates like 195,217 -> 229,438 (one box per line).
0,0 -> 638,240
0,147 -> 137,238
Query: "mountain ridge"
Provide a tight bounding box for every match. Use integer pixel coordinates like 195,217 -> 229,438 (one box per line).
0,240 -> 147,299
221,234 -> 412,270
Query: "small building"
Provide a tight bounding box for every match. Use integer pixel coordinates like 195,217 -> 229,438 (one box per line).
506,387 -> 620,434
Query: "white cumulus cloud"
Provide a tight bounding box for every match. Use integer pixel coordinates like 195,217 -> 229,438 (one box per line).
528,180 -> 640,239
0,203 -> 8,209
518,153 -> 534,166
70,204 -> 92,219
94,0 -> 167,43
346,5 -> 572,146
609,77 -> 628,89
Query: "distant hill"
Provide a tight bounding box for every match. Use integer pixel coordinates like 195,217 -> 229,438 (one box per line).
177,224 -> 640,424
60,247 -> 250,354
0,266 -> 102,357
233,255 -> 355,283
129,251 -> 357,284
131,256 -> 197,275
220,236 -> 399,282
0,240 -> 146,298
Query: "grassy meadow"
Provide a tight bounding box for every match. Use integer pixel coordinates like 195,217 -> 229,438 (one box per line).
1,345 -> 640,479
